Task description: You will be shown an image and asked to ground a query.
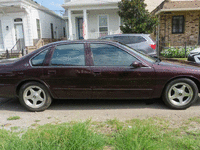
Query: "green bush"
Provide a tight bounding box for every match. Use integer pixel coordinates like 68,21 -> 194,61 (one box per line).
161,46 -> 197,58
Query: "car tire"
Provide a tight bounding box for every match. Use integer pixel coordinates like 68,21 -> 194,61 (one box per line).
162,78 -> 198,110
19,82 -> 52,111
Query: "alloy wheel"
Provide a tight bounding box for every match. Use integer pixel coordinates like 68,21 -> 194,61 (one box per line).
23,86 -> 46,109
168,82 -> 193,106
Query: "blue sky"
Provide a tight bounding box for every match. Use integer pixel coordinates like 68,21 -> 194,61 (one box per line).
34,0 -> 65,15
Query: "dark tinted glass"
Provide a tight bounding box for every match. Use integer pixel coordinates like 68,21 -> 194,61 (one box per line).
31,49 -> 49,66
113,36 -> 130,44
51,44 -> 85,66
114,36 -> 146,44
91,44 -> 137,66
129,36 -> 146,43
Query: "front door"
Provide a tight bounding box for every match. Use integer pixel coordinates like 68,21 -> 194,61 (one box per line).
88,43 -> 156,99
77,18 -> 83,39
14,24 -> 25,50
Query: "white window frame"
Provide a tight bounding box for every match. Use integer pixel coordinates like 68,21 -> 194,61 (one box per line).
98,14 -> 109,37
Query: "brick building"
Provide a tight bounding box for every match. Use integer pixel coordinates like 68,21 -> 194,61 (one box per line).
152,0 -> 200,49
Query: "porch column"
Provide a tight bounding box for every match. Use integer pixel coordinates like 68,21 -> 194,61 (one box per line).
68,9 -> 73,40
83,9 -> 88,39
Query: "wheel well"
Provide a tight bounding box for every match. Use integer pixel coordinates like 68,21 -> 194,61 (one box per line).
162,76 -> 200,96
16,80 -> 49,96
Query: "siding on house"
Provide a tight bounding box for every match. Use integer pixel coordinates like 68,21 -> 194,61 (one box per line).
30,8 -> 65,40
0,0 -> 65,53
88,9 -> 120,39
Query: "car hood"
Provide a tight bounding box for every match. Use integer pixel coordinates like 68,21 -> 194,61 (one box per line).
155,58 -> 200,71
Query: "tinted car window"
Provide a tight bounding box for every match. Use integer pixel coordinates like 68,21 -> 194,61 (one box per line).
113,36 -> 130,44
129,36 -> 146,43
51,44 -> 85,66
113,36 -> 146,44
91,44 -> 137,66
31,49 -> 49,66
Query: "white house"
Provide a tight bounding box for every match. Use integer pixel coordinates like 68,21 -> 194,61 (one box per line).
62,0 -> 164,40
0,0 -> 65,53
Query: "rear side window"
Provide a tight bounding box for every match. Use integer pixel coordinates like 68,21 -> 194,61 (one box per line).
113,36 -> 130,44
31,49 -> 49,66
114,36 -> 146,44
129,36 -> 146,43
51,44 -> 85,66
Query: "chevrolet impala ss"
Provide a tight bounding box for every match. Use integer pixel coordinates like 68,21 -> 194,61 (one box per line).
0,40 -> 200,111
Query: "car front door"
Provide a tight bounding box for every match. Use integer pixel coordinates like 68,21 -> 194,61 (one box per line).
88,43 -> 156,99
43,43 -> 93,99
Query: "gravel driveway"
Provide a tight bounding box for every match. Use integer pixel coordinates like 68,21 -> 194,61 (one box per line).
0,97 -> 200,130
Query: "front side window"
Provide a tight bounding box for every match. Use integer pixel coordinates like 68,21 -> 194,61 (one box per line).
31,49 -> 49,66
99,15 -> 108,37
51,44 -> 85,66
91,44 -> 137,66
172,15 -> 184,34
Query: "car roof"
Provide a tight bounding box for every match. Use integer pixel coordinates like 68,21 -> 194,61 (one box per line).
100,34 -> 150,38
43,40 -> 120,46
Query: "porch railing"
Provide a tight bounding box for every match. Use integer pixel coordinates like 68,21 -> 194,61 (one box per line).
88,30 -> 121,39
3,39 -> 26,59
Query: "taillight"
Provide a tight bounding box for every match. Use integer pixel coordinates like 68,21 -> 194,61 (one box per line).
150,44 -> 156,50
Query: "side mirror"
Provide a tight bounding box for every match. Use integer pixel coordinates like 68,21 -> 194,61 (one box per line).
130,61 -> 143,68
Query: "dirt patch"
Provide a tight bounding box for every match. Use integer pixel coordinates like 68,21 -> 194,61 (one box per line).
0,98 -> 200,130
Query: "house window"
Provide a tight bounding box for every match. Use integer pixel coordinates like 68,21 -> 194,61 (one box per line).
172,16 -> 184,34
99,15 -> 108,37
14,18 -> 22,22
36,19 -> 41,39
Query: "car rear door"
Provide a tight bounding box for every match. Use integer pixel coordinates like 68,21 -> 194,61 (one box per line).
42,42 -> 93,99
88,42 -> 156,99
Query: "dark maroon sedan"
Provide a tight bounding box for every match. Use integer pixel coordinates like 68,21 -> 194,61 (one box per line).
0,40 -> 200,111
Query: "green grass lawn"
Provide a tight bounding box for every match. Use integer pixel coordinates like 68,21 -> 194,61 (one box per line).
0,117 -> 200,150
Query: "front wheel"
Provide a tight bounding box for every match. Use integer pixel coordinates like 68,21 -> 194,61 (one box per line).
162,78 -> 198,109
19,82 -> 52,111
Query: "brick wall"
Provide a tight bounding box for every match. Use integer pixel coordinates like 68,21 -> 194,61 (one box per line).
159,11 -> 200,49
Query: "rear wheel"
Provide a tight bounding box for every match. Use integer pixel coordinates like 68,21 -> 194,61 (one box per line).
162,78 -> 198,109
19,82 -> 52,111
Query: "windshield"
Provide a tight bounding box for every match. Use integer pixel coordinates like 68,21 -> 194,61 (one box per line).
120,44 -> 157,63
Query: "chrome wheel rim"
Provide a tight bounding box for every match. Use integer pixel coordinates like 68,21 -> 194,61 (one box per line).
168,83 -> 193,106
23,86 -> 46,109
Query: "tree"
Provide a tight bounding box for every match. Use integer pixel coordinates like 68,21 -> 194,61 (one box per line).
118,0 -> 158,34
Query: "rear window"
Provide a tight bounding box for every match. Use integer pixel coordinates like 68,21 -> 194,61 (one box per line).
113,36 -> 146,44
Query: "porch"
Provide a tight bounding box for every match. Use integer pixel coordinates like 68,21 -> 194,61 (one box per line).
63,3 -> 121,40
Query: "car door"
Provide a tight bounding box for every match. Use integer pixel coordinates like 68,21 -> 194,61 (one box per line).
42,43 -> 93,99
88,43 -> 156,99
